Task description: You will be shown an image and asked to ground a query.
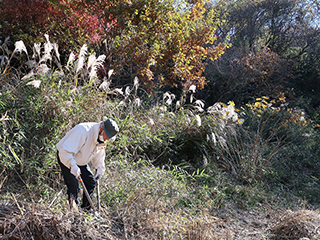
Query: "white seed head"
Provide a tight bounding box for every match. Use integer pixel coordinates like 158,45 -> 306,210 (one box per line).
195,115 -> 201,127
194,100 -> 205,108
76,44 -> 88,73
26,80 -> 41,88
113,88 -> 124,95
189,84 -> 196,93
67,52 -> 76,67
148,117 -> 155,126
14,40 -> 28,55
134,98 -> 141,107
133,76 -> 139,88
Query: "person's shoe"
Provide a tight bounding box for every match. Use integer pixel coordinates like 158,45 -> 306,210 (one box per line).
80,203 -> 92,212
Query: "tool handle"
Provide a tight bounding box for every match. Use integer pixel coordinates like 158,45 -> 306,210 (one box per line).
96,179 -> 100,212
78,176 -> 96,211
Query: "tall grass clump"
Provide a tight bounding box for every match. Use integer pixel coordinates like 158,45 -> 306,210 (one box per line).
212,96 -> 311,183
0,36 -> 114,195
270,121 -> 320,205
101,83 -> 214,171
113,85 -> 241,174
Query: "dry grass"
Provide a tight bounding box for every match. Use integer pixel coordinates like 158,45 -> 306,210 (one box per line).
0,203 -> 114,240
270,209 -> 320,240
5,200 -> 320,240
143,211 -> 226,240
96,163 -> 229,239
0,201 -> 229,240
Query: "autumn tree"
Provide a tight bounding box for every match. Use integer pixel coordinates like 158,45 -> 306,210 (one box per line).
0,0 -> 106,52
0,0 -> 57,44
51,0 -> 226,91
213,0 -> 319,54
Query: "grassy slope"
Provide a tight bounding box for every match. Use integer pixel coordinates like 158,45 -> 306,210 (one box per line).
1,39 -> 320,239
1,158 -> 320,239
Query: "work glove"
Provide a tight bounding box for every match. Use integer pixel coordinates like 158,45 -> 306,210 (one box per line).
70,165 -> 81,178
94,169 -> 103,180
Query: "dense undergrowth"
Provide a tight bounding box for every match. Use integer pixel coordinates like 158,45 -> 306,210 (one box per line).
1,38 -> 320,239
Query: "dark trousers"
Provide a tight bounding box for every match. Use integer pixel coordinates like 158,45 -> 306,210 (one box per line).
57,151 -> 96,210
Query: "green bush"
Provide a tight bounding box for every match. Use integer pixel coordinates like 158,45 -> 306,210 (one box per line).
212,97 -> 310,183
271,126 -> 320,205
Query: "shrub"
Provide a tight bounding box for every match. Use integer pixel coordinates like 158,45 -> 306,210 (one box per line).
0,0 -> 107,54
212,96 -> 310,183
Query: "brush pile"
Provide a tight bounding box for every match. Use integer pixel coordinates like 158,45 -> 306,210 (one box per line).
0,202 -> 226,240
270,209 -> 320,239
0,203 -> 114,240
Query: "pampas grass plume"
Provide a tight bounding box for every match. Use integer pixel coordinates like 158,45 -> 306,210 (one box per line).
76,44 -> 88,73
14,40 -> 28,55
53,43 -> 60,61
33,42 -> 41,59
195,114 -> 202,127
67,52 -> 75,67
89,54 -> 106,81
26,80 -> 41,88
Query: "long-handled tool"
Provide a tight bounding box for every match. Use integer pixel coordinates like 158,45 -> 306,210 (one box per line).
96,178 -> 101,212
78,176 -> 96,212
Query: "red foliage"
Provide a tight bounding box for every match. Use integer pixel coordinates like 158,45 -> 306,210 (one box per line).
0,0 -> 108,48
58,0 -> 107,44
0,0 -> 55,38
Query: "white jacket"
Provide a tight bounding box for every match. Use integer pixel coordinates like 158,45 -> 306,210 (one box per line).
56,122 -> 106,175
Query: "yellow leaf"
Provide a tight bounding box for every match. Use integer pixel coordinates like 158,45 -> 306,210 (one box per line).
255,102 -> 262,108
228,101 -> 235,106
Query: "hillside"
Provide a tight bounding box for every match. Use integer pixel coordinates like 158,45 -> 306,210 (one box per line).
1,0 -> 320,238
1,173 -> 320,239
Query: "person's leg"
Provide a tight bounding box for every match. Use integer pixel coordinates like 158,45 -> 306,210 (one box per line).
79,164 -> 96,210
57,151 -> 79,205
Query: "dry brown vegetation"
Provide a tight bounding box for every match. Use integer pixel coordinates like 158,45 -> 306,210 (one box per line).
1,202 -> 320,239
270,210 -> 320,240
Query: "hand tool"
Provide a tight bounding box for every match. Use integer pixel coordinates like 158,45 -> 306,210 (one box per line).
78,176 -> 96,212
96,178 -> 101,212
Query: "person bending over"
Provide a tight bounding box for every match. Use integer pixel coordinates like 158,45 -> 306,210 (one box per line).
56,117 -> 119,210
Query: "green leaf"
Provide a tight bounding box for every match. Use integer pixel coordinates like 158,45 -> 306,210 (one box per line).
8,145 -> 22,164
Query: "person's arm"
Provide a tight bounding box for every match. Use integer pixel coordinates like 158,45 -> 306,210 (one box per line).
58,125 -> 87,168
91,149 -> 106,180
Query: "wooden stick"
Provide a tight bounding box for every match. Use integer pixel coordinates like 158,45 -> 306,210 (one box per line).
78,177 -> 96,211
